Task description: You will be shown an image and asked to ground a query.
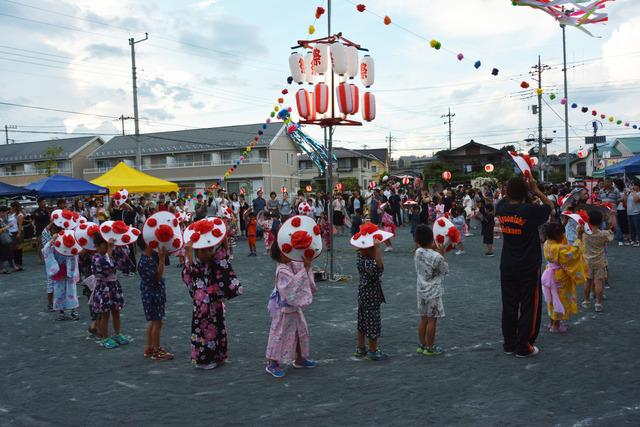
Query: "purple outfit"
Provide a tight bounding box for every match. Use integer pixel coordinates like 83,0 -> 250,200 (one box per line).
90,253 -> 125,313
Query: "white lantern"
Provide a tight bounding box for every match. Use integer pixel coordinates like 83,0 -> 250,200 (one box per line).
296,88 -> 314,120
289,52 -> 305,84
314,82 -> 329,114
349,84 -> 359,115
330,42 -> 348,76
304,51 -> 316,85
363,92 -> 376,122
336,82 -> 353,115
530,157 -> 539,166
346,45 -> 359,79
485,164 -> 494,173
312,45 -> 329,75
360,55 -> 375,88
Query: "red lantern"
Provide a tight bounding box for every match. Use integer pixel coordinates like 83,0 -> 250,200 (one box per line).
281,186 -> 287,193
368,181 -> 376,190
336,82 -> 353,115
485,164 -> 494,173
349,84 -> 359,114
402,177 -> 410,185
363,92 -> 376,122
442,171 -> 452,181
296,88 -> 313,120
335,182 -> 344,192
577,148 -> 588,159
305,185 -> 312,193
314,82 -> 329,114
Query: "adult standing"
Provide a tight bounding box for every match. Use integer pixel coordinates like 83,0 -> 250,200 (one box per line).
419,192 -> 430,225
238,194 -> 249,235
333,194 -> 346,235
0,207 -> 13,274
599,178 -> 620,229
252,189 -> 266,213
32,198 -> 50,264
314,191 -> 325,222
8,201 -> 25,271
388,189 -> 402,226
612,179 -> 630,246
627,181 -> 640,246
443,189 -> 453,214
495,176 -> 553,358
193,194 -> 208,221
279,192 -> 292,219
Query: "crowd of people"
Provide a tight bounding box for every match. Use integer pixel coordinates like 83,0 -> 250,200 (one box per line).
3,173 -> 638,377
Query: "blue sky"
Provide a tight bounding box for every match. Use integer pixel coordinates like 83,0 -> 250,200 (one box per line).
1,0 -> 639,157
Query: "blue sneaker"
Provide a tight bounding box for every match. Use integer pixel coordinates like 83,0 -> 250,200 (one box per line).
367,349 -> 388,361
293,358 -> 316,369
424,346 -> 444,356
265,362 -> 285,378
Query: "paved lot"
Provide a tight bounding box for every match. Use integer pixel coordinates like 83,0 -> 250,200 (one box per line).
1,228 -> 639,426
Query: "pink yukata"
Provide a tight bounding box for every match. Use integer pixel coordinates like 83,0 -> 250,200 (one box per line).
265,261 -> 316,364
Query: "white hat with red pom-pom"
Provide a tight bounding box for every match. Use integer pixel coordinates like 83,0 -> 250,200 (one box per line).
50,209 -> 80,230
349,222 -> 394,249
74,221 -> 100,251
297,201 -> 313,216
433,217 -> 461,252
176,210 -> 192,224
277,215 -> 323,261
562,210 -> 593,234
99,220 -> 140,246
143,211 -> 183,252
112,189 -> 129,207
218,205 -> 235,221
52,229 -> 82,257
183,217 -> 226,249
508,151 -> 536,178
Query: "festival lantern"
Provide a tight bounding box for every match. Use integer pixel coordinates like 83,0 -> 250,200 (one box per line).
346,45 -> 359,79
362,92 -> 376,122
530,157 -> 539,166
288,52 -> 306,84
368,181 -> 376,190
336,82 -> 353,115
485,163 -> 494,173
305,185 -> 313,193
360,55 -> 375,87
312,45 -> 329,75
281,186 -> 287,193
402,177 -> 410,185
330,42 -> 348,76
296,88 -> 314,120
577,148 -> 588,159
349,84 -> 360,114
314,82 -> 329,114
442,171 -> 452,181
335,182 -> 344,192
304,51 -> 316,85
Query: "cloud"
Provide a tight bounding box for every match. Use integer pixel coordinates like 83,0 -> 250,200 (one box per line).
72,121 -> 119,137
84,43 -> 126,59
142,108 -> 175,121
169,86 -> 193,102
191,101 -> 205,110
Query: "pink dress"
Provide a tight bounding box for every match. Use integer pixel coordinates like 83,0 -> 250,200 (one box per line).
382,212 -> 396,237
265,262 -> 316,364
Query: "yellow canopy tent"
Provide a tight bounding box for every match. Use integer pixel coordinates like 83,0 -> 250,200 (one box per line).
90,162 -> 179,194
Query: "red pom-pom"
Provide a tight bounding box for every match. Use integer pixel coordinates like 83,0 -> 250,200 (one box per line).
291,217 -> 301,227
147,218 -> 157,227
112,221 -> 129,234
62,235 -> 75,248
52,213 -> 59,219
54,240 -> 61,247
436,234 -> 445,244
281,89 -> 288,95
114,192 -> 121,200
121,234 -> 131,243
58,231 -> 65,236
313,225 -> 321,235
304,249 -> 315,259
193,220 -> 214,234
315,6 -> 325,18
212,228 -> 222,238
579,219 -> 585,225
190,233 -> 200,243
520,81 -> 530,89
63,221 -> 69,228
356,4 -> 366,12
173,218 -> 178,227
291,230 -> 312,249
62,210 -> 73,220
155,224 -> 174,242
101,225 -> 111,234
131,228 -> 140,236
437,219 -> 446,227
354,232 -> 361,240
78,224 -> 86,230
282,243 -> 292,253
383,15 -> 391,25
149,240 -> 159,249
360,222 -> 378,235
446,244 -> 454,252
172,238 -> 181,248
213,218 -> 223,226
80,237 -> 89,246
373,233 -> 384,241
71,248 -> 78,255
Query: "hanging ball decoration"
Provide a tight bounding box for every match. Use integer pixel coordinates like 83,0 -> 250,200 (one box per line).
278,97 -> 284,104
616,119 -> 622,125
485,164 -> 495,173
592,110 -> 597,116
600,114 -> 606,119
315,6 -> 325,19
356,4 -> 366,12
560,98 -> 567,105
308,25 -> 316,35
625,122 -> 630,127
581,107 -> 589,113
305,185 -> 312,193
577,148 -> 588,159
281,89 -> 288,95
457,53 -> 464,61
520,81 -> 530,89
287,124 -> 297,134
549,93 -> 556,100
609,116 -> 615,122
536,88 -> 544,95
429,39 -> 438,48
270,111 -> 275,117
442,171 -> 452,181
274,105 -> 280,112
474,60 -> 481,69
287,76 -> 293,85
383,15 -> 392,25
571,103 -> 578,109
633,125 -> 638,129
491,68 -> 499,76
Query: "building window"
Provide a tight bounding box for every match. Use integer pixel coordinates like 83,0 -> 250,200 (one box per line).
371,165 -> 377,173
338,158 -> 351,169
577,162 -> 587,176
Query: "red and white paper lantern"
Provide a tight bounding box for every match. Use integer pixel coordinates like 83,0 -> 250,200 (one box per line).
402,177 -> 410,185
362,92 -> 376,122
312,45 -> 329,75
336,82 -> 353,115
360,55 -> 375,87
349,84 -> 360,114
442,171 -> 452,181
330,42 -> 348,76
289,52 -> 306,84
296,88 -> 314,120
314,82 -> 329,114
368,180 -> 376,190
485,164 -> 494,173
304,51 -> 316,85
346,45 -> 359,79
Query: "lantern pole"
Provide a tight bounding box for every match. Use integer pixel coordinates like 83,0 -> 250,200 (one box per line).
327,0 -> 335,279
561,23 -> 570,181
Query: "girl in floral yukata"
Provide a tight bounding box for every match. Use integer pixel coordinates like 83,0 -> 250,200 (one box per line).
265,243 -> 317,378
42,233 -> 80,321
182,237 -> 242,370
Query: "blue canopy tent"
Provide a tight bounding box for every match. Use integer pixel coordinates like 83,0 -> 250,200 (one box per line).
24,174 -> 108,198
0,182 -> 35,197
605,155 -> 640,176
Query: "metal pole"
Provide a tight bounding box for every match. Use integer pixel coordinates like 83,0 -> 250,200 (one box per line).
537,55 -> 544,182
561,24 -> 570,181
327,0 -> 334,279
4,125 -> 8,145
129,33 -> 148,170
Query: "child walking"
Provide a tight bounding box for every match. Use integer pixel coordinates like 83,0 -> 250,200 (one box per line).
381,204 -> 396,252
42,231 -> 80,321
244,210 -> 258,256
182,227 -> 242,370
138,241 -> 173,360
91,235 -> 130,349
451,207 -> 466,255
541,223 -> 587,333
582,210 -> 614,313
414,225 -> 448,355
265,244 -> 317,378
479,203 -> 496,256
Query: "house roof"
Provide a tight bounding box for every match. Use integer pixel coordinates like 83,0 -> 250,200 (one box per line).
356,148 -> 388,164
439,140 -> 502,157
613,137 -> 640,155
0,136 -> 101,164
299,146 -> 372,161
89,123 -> 285,159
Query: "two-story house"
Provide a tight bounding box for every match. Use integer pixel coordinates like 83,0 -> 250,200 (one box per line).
83,123 -> 300,196
355,148 -> 388,181
0,136 -> 104,186
299,147 -> 376,190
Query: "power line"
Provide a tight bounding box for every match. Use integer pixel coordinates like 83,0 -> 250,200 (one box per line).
0,101 -> 119,119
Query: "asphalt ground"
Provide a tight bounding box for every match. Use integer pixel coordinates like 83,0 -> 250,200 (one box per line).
1,226 -> 639,426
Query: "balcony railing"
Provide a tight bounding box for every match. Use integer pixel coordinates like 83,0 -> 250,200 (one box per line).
142,158 -> 269,170
0,168 -> 71,177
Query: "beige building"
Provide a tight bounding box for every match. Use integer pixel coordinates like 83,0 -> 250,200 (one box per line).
298,147 -> 377,190
83,123 -> 300,196
0,136 -> 104,186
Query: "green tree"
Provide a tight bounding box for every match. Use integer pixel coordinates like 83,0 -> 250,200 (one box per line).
42,146 -> 63,176
500,145 -> 517,153
340,177 -> 360,192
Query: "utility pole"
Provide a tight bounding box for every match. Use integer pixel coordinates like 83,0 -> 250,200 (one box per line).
4,125 -> 16,144
441,108 -> 455,150
386,131 -> 396,171
530,55 -> 551,182
129,32 -> 148,169
118,115 -> 134,136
